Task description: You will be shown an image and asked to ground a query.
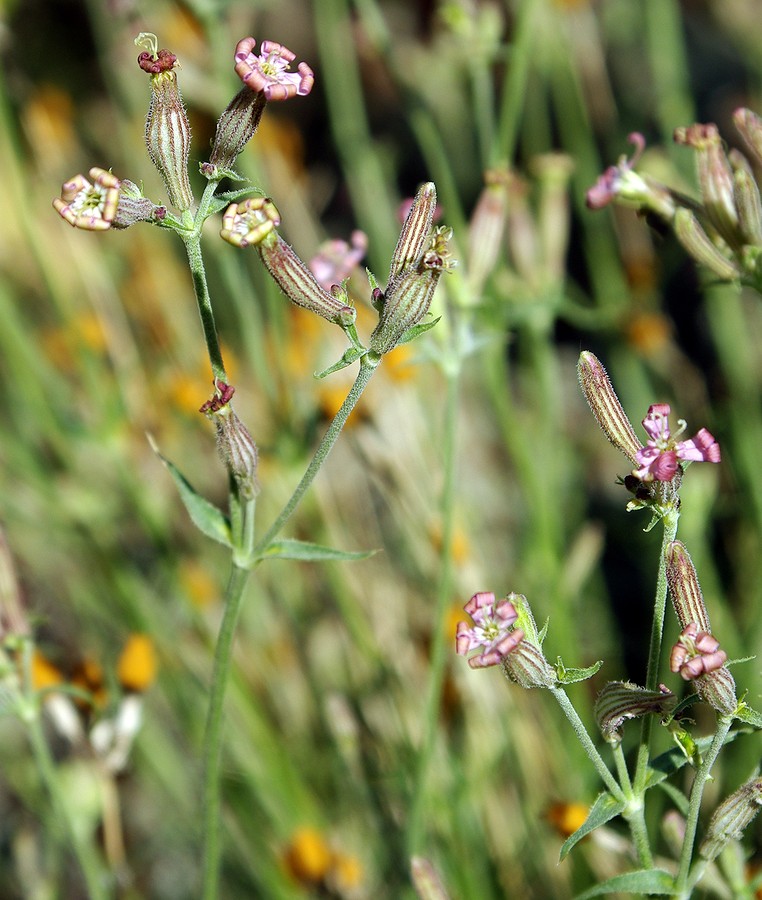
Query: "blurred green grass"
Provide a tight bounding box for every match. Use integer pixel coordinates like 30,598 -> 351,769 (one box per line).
0,0 -> 761,896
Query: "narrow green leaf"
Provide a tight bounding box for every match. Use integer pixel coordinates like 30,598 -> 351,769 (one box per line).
574,868 -> 675,898
559,792 -> 625,860
148,435 -> 232,547
314,346 -> 367,379
397,316 -> 441,346
260,539 -> 376,563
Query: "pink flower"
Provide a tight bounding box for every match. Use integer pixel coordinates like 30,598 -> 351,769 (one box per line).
586,133 -> 646,209
633,403 -> 721,482
455,592 -> 524,670
53,167 -> 121,231
670,623 -> 727,681
234,38 -> 314,101
308,230 -> 368,291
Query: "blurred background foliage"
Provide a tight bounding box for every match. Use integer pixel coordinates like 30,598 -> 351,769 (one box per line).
0,0 -> 761,896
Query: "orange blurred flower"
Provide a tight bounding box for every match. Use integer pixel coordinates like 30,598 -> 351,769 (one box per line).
283,827 -> 333,885
117,634 -> 158,693
30,650 -> 64,692
545,801 -> 589,838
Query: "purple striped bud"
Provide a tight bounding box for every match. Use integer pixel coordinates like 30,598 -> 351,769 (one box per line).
674,123 -> 742,251
699,775 -> 762,860
201,381 -> 259,500
665,542 -> 737,715
594,681 -> 676,745
370,183 -> 454,355
673,208 -> 739,282
577,352 -> 642,464
137,35 -> 194,212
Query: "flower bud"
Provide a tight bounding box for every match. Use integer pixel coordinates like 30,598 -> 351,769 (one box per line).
200,381 -> 259,500
577,351 -> 642,464
733,108 -> 762,170
532,152 -> 575,284
466,168 -> 510,296
501,593 -> 556,689
731,152 -> 762,246
665,542 -> 737,715
112,179 -> 166,228
257,231 -> 357,327
370,184 -> 454,355
665,541 -> 710,632
699,775 -> 762,860
137,35 -> 194,212
674,123 -> 741,250
206,87 -> 267,175
673,207 -> 739,282
594,681 -> 676,745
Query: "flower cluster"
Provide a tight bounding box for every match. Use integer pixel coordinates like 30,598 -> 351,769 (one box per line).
587,110 -> 762,289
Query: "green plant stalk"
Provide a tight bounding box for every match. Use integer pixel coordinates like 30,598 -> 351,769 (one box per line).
643,0 -> 695,172
181,182 -> 229,384
678,715 -> 733,897
548,684 -> 626,803
21,644 -> 109,900
405,358 -> 461,858
493,0 -> 538,164
201,561 -> 251,900
201,354 -> 379,898
253,353 -> 380,556
633,508 -> 680,796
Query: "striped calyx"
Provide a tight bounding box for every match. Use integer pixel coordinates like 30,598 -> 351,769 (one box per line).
141,47 -> 193,212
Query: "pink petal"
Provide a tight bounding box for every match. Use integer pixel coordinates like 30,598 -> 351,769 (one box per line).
677,428 -> 721,463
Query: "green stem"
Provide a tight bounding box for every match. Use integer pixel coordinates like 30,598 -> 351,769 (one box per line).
678,715 -> 733,897
201,562 -> 252,900
405,357 -> 461,857
492,0 -> 538,164
253,354 -> 379,555
633,508 -> 680,795
181,182 -> 228,382
549,685 -> 626,803
22,644 -> 109,899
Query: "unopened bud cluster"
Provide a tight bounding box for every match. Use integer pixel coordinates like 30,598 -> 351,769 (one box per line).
587,110 -> 762,291
466,155 -> 573,298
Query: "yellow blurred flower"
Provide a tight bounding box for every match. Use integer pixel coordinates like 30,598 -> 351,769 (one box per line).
23,85 -> 77,173
429,522 -> 470,565
330,850 -> 364,892
283,826 -> 333,885
626,311 -> 672,357
117,634 -> 158,693
545,801 -> 589,838
382,343 -> 418,382
30,650 -> 64,691
72,656 -> 107,707
178,558 -> 220,608
41,312 -> 108,370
